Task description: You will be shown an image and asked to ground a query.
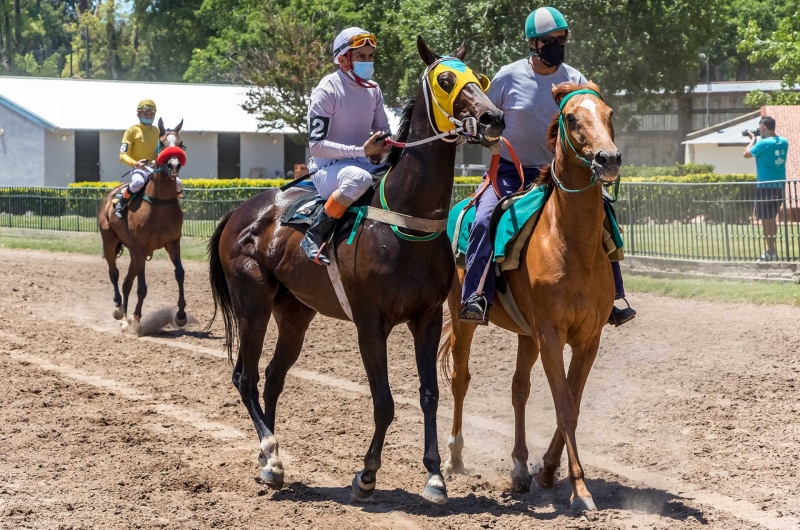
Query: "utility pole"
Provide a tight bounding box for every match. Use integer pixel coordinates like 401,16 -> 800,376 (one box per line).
84,27 -> 90,78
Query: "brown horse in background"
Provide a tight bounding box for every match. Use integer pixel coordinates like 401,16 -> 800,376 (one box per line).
439,82 -> 620,511
207,37 -> 504,504
98,119 -> 186,336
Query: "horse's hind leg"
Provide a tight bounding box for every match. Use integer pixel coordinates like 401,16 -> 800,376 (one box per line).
121,255 -> 137,321
101,231 -> 123,320
164,239 -> 186,327
534,334 -> 601,494
536,329 -> 598,512
128,249 -> 148,335
408,308 -> 447,505
263,289 -> 316,433
443,282 -> 478,476
510,335 -> 539,493
351,314 -> 392,501
229,266 -> 282,487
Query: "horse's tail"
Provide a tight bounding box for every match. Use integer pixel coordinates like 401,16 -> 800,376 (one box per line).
206,210 -> 237,365
437,306 -> 454,389
115,242 -> 124,257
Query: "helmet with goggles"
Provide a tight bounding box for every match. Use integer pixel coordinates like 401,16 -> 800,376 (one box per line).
525,7 -> 569,39
333,27 -> 377,65
137,99 -> 157,112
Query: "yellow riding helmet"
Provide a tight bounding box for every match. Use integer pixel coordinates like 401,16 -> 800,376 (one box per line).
137,99 -> 157,112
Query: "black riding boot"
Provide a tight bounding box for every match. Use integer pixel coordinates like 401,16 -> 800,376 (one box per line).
459,293 -> 489,325
300,210 -> 338,265
113,190 -> 129,219
607,298 -> 636,327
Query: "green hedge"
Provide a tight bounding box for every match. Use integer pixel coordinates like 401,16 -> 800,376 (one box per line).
620,163 -> 715,178
67,176 -> 486,189
626,173 -> 756,183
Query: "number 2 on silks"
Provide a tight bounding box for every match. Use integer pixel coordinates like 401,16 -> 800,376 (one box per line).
308,116 -> 330,141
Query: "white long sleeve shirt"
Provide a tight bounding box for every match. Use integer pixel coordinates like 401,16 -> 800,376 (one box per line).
307,70 -> 390,165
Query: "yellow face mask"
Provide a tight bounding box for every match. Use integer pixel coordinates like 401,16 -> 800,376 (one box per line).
425,58 -> 491,134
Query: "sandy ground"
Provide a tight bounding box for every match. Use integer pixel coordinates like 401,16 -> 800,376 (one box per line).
0,248 -> 798,529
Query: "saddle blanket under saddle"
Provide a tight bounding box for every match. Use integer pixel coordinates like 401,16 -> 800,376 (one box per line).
447,185 -> 624,272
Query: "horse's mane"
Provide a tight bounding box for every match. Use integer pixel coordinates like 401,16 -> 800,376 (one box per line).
537,80 -> 602,187
382,99 -> 415,169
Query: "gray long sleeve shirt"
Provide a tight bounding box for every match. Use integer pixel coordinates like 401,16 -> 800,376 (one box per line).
487,58 -> 586,168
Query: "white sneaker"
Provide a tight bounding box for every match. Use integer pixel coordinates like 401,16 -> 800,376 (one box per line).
758,251 -> 779,262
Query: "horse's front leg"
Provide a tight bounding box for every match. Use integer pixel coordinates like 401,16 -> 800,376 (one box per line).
408,308 -> 448,505
535,333 -> 601,493
164,238 -> 186,327
536,326 -> 596,512
352,315 -> 393,501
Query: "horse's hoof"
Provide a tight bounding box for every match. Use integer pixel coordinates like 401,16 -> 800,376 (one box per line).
512,473 -> 532,493
421,473 -> 448,505
570,495 -> 597,512
260,467 -> 284,490
112,307 -> 124,320
351,472 -> 376,501
532,470 -> 555,490
443,457 -> 466,476
175,312 -> 187,327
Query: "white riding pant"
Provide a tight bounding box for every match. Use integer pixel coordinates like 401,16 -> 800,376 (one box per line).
129,168 -> 182,193
309,157 -> 381,201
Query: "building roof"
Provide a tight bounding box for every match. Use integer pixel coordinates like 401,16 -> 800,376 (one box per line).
691,80 -> 793,94
0,76 -> 401,134
683,110 -> 760,145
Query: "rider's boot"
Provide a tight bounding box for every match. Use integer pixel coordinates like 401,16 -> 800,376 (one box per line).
459,293 -> 489,325
114,187 -> 131,219
607,297 -> 636,327
302,193 -> 352,265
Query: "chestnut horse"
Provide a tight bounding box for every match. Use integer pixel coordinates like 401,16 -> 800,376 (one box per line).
439,82 -> 620,511
207,37 -> 504,504
98,119 -> 187,336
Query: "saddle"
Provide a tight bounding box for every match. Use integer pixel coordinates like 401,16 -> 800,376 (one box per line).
280,182 -> 377,235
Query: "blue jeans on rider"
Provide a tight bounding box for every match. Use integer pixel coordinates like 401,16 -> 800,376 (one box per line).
462,159 -> 540,306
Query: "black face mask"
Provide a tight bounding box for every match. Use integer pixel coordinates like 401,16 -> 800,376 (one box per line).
532,41 -> 565,68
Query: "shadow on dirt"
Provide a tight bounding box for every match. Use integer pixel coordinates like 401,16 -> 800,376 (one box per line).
267,477 -> 708,523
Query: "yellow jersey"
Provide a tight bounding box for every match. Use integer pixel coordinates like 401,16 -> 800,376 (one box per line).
119,123 -> 160,167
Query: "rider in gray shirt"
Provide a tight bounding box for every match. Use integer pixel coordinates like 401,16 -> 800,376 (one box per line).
460,6 -> 636,328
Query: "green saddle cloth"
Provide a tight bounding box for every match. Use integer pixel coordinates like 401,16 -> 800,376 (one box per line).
446,185 -> 624,269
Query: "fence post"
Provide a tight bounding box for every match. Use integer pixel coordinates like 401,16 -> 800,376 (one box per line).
39,195 -> 43,230
721,187 -> 730,261
782,182 -> 791,261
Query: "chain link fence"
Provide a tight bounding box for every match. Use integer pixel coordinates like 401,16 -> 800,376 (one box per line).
1,181 -> 798,262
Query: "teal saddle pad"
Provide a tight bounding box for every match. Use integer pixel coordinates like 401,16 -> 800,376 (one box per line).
446,185 -> 623,267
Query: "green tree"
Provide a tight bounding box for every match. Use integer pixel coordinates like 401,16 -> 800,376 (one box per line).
739,6 -> 800,105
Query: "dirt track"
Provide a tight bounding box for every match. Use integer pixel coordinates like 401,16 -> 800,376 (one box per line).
1,248 -> 799,529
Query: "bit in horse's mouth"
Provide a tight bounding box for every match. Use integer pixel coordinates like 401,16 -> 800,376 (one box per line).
483,135 -> 500,142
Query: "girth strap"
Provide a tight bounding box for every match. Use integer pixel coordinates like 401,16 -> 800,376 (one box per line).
356,207 -> 447,233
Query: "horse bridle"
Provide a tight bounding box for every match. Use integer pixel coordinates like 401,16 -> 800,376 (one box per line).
385,58 -> 484,149
551,88 -> 620,196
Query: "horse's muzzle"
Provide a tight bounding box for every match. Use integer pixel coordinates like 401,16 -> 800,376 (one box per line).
478,110 -> 505,147
166,157 -> 181,178
592,149 -> 621,184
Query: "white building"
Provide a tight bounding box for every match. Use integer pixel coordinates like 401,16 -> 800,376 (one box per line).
683,110 -> 759,174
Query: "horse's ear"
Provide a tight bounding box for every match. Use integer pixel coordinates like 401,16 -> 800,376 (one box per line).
174,119 -> 183,133
158,117 -> 165,137
417,36 -> 438,66
453,40 -> 467,61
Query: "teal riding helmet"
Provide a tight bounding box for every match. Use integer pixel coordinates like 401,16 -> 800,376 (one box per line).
525,6 -> 569,39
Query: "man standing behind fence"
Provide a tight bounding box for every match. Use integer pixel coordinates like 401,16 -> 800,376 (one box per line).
744,116 -> 789,261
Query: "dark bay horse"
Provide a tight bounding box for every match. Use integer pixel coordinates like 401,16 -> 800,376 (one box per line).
207,37 -> 504,504
440,82 -> 620,511
98,119 -> 187,336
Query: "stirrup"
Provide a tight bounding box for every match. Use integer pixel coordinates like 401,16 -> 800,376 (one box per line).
459,294 -> 489,325
607,297 -> 636,327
